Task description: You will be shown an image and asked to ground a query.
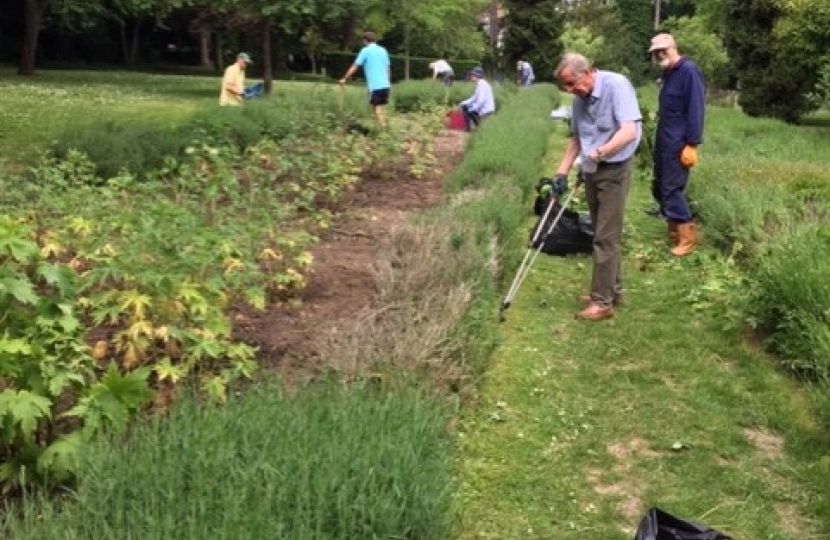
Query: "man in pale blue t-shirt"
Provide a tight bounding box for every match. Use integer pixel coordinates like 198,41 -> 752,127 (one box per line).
553,52 -> 642,322
339,31 -> 391,128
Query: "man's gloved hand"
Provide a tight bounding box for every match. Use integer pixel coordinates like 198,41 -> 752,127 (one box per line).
552,174 -> 569,196
680,145 -> 698,169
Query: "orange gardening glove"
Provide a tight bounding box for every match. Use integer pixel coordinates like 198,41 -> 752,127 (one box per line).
680,145 -> 698,169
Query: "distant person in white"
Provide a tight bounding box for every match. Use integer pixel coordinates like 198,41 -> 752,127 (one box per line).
429,59 -> 454,86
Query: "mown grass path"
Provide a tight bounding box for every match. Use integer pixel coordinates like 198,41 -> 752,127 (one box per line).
454,127 -> 829,540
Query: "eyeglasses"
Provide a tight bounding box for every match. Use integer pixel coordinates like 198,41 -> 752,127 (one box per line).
558,71 -> 586,91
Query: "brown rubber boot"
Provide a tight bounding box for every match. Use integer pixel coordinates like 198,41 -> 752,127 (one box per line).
668,222 -> 679,245
671,223 -> 697,257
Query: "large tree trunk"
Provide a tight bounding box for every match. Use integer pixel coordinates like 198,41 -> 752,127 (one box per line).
214,33 -> 224,74
119,19 -> 142,66
489,0 -> 500,76
198,28 -> 212,68
20,0 -> 51,76
262,21 -> 273,94
119,22 -> 129,65
340,17 -> 357,50
404,21 -> 410,81
128,18 -> 143,66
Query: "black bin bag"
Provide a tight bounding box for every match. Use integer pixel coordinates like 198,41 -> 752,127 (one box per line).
633,508 -> 733,540
529,199 -> 594,256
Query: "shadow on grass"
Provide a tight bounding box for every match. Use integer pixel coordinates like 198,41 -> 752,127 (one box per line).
799,111 -> 830,128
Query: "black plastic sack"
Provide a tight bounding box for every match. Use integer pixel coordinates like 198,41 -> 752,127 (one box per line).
529,199 -> 593,256
633,508 -> 733,540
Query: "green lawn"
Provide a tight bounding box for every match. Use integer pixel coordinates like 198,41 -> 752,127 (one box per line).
0,69 -> 334,172
454,109 -> 830,540
0,70 -> 215,166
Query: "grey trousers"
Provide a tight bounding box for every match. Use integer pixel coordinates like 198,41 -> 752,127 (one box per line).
584,159 -> 633,307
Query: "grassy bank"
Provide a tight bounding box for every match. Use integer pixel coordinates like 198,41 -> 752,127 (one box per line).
454,103 -> 830,539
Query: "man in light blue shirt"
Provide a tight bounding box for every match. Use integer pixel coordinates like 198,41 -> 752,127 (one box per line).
340,32 -> 391,128
459,67 -> 495,132
553,52 -> 642,321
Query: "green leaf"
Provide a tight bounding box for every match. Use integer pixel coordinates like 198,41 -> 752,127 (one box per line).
0,336 -> 33,356
47,370 -> 87,397
244,286 -> 266,311
154,358 -> 188,383
37,263 -> 77,296
0,390 -> 53,440
99,363 -> 154,411
190,338 -> 225,360
202,376 -> 227,403
38,431 -> 85,482
1,276 -> 39,305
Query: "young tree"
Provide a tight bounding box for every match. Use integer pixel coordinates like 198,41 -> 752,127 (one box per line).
775,0 -> 830,110
723,0 -> 818,122
559,22 -> 604,63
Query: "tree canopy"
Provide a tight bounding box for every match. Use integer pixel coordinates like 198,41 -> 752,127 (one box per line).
4,0 -> 830,122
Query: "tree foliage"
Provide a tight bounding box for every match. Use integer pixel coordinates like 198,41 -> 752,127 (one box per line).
661,16 -> 728,88
724,0 -> 818,122
559,21 -> 604,64
562,0 -> 645,82
503,0 -> 565,81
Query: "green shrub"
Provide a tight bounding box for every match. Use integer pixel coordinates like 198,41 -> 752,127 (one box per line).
751,227 -> 830,378
392,80 -> 514,113
50,120 -> 188,180
5,381 -> 456,540
47,86 -> 372,178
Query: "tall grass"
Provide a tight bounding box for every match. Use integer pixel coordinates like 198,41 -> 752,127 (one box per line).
3,381 -> 457,540
753,227 -> 830,378
688,103 -> 830,393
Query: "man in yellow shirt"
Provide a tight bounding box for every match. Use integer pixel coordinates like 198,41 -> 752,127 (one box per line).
220,52 -> 252,106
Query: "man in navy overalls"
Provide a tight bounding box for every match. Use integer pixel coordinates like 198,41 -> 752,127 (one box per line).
649,33 -> 706,257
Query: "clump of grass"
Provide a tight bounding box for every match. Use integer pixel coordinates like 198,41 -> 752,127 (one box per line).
4,380 -> 457,540
751,226 -> 830,378
393,80 -> 500,113
689,175 -> 797,261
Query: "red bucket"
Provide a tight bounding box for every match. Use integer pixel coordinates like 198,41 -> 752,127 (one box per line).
446,110 -> 466,131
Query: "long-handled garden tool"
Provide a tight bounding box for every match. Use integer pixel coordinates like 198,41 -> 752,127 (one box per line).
499,176 -> 583,321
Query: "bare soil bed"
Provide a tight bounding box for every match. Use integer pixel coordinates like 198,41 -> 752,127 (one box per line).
231,129 -> 467,376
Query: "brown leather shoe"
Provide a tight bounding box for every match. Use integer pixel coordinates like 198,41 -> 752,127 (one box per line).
578,295 -> 624,307
576,304 -> 615,321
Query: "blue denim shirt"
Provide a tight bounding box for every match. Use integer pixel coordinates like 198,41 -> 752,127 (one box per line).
572,70 -> 642,163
